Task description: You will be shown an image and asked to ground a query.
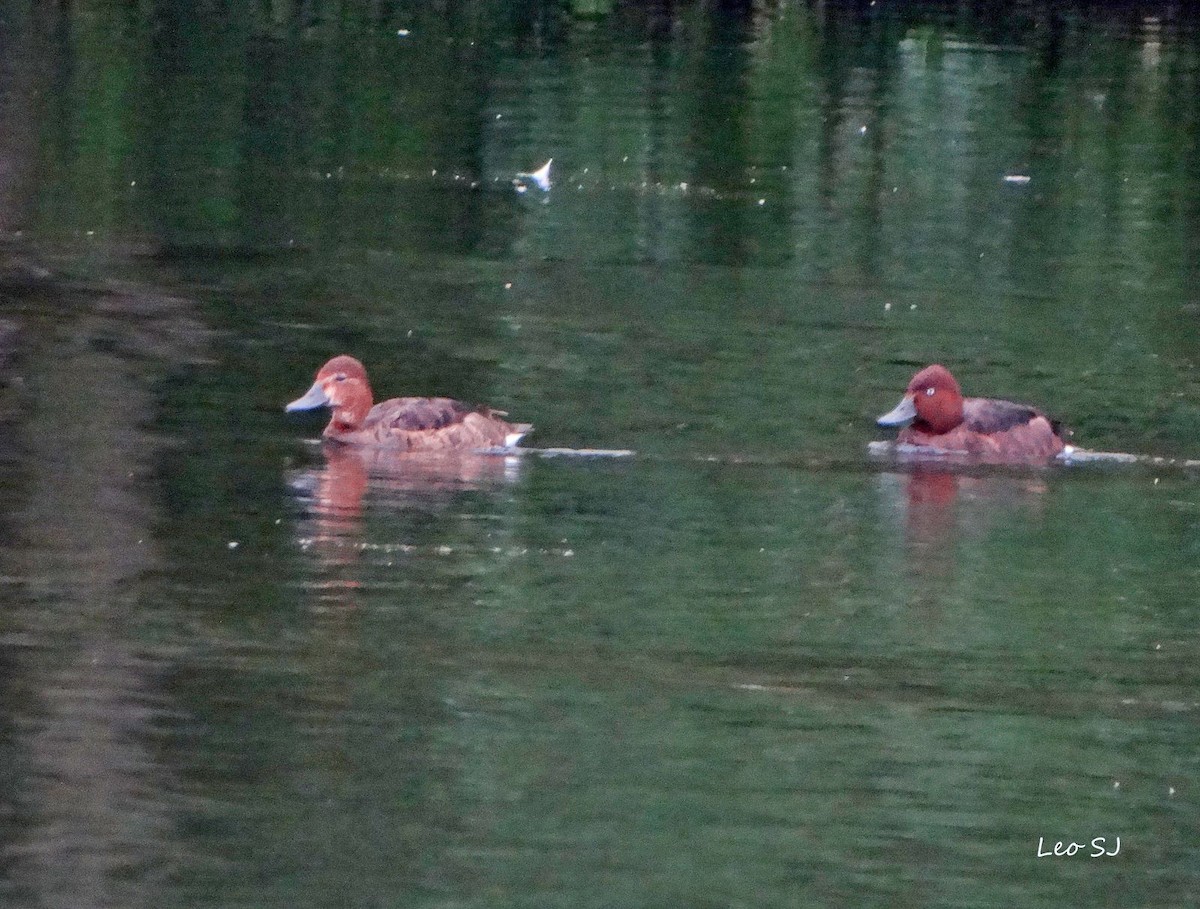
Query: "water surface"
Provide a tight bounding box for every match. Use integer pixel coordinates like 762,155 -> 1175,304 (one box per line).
0,2 -> 1198,907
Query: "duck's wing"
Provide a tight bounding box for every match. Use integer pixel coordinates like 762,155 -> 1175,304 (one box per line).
371,397 -> 481,431
963,397 -> 1061,435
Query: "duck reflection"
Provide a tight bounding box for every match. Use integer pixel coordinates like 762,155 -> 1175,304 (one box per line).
285,444 -> 525,799
879,466 -> 1050,585
289,442 -> 524,606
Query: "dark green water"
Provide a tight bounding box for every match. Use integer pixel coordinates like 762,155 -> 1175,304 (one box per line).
1,2 -> 1199,906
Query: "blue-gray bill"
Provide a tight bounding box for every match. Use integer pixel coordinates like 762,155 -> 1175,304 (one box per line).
285,382 -> 331,412
877,395 -> 917,427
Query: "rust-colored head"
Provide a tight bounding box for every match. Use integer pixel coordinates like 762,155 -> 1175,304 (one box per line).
286,355 -> 375,433
877,364 -> 965,435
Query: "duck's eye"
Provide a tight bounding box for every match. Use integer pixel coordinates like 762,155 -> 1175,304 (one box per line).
335,373 -> 347,382
925,387 -> 936,396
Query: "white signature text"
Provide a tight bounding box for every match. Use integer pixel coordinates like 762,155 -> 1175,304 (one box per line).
1037,837 -> 1120,857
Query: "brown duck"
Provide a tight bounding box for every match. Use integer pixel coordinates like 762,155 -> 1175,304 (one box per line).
877,364 -> 1066,463
286,355 -> 532,451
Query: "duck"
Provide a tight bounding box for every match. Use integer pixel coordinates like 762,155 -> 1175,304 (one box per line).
876,364 -> 1066,462
285,355 -> 532,451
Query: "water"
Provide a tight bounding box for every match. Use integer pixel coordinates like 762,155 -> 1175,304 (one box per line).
1,2 -> 1199,906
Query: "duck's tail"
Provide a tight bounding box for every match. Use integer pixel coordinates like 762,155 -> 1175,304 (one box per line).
505,424 -> 534,448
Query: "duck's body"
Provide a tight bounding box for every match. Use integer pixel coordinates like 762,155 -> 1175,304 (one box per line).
877,364 -> 1065,463
287,356 -> 531,451
328,395 -> 529,450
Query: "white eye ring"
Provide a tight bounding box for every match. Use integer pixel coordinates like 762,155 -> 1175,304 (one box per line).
925,387 -> 936,396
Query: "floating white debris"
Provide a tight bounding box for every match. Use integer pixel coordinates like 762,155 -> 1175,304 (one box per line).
1056,448 -> 1141,465
474,445 -> 635,459
860,125 -> 867,134
757,198 -> 765,206
228,541 -> 239,549
1003,174 -> 1031,184
513,158 -> 552,193
396,28 -> 410,37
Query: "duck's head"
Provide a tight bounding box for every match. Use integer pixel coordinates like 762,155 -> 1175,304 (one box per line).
877,364 -> 964,435
286,355 -> 374,432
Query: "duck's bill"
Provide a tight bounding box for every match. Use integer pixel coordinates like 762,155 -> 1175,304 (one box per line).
876,395 -> 917,426
285,382 -> 331,412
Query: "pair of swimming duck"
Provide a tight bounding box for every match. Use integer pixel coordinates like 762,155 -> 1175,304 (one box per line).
286,356 -> 1067,463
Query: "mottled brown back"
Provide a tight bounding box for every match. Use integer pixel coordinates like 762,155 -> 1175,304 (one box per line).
963,398 -> 1062,437
371,397 -> 486,432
